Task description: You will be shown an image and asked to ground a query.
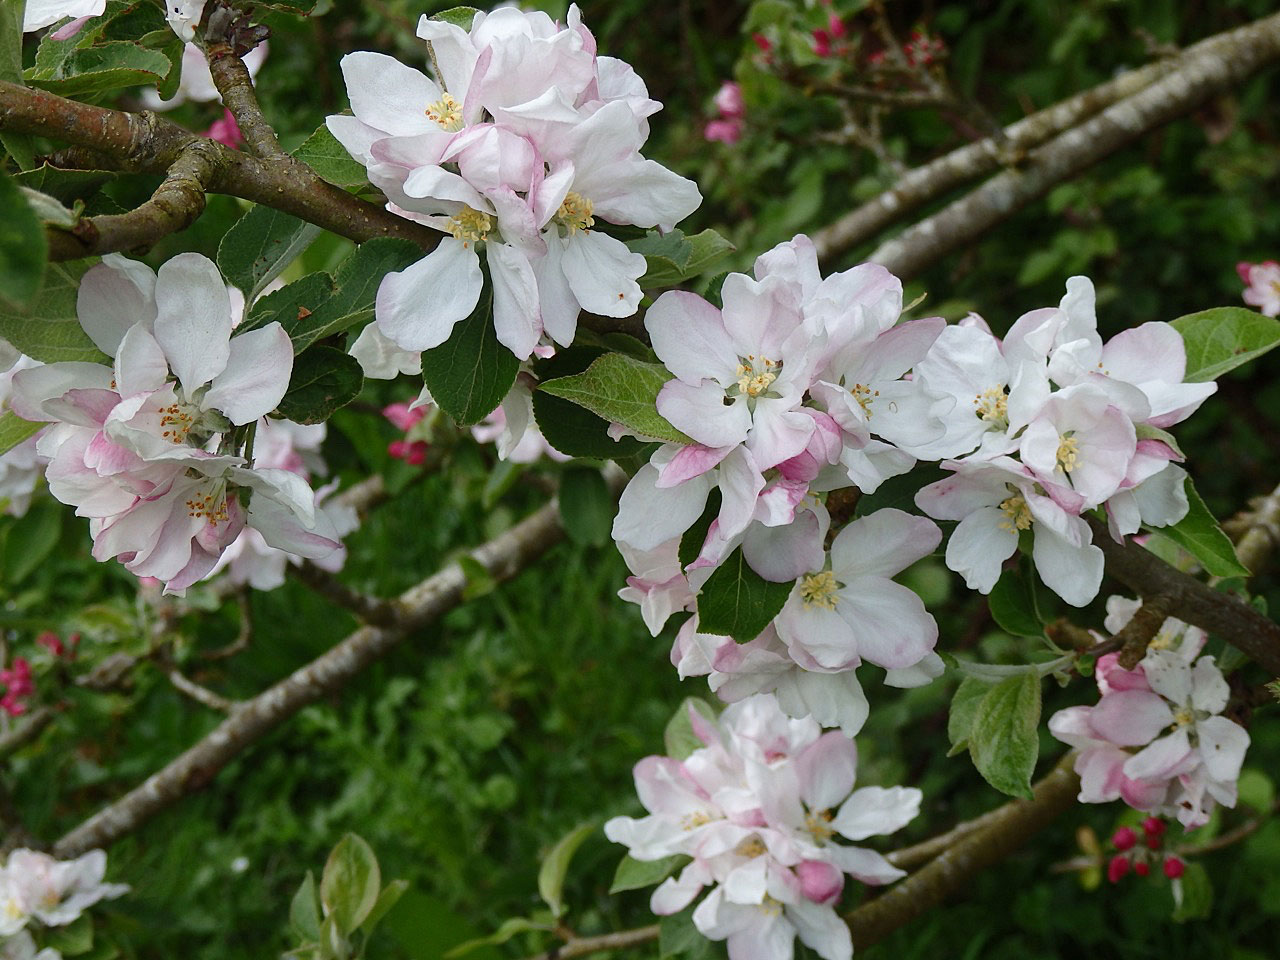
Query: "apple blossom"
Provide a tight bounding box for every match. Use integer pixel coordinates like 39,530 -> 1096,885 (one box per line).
0,849 -> 127,936
20,0 -> 104,33
1237,260 -> 1280,317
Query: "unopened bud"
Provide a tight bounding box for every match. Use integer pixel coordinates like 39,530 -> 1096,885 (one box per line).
1163,857 -> 1185,879
1111,826 -> 1137,851
1107,854 -> 1129,883
1142,816 -> 1166,838
1133,860 -> 1150,877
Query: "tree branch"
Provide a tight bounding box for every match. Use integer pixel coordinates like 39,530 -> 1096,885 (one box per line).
1085,516 -> 1280,676
867,11 -> 1280,281
845,753 -> 1080,949
52,497 -> 572,858
205,42 -> 283,158
0,706 -> 55,763
518,924 -> 661,960
0,81 -> 440,256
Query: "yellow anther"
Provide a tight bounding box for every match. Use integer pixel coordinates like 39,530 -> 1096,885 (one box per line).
186,491 -> 230,525
1056,435 -> 1080,472
680,811 -> 712,831
160,402 -> 195,444
553,192 -> 595,235
733,355 -> 781,399
998,493 -> 1033,532
1173,707 -> 1194,728
798,571 -> 840,611
974,386 -> 1008,424
735,836 -> 767,859
1149,628 -> 1177,651
805,808 -> 835,841
424,92 -> 463,131
447,206 -> 492,247
851,382 -> 879,417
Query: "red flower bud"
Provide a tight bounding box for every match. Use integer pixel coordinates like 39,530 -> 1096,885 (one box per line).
1142,816 -> 1166,837
1111,826 -> 1137,851
1133,860 -> 1150,877
752,33 -> 772,52
1163,857 -> 1185,879
1107,854 -> 1129,883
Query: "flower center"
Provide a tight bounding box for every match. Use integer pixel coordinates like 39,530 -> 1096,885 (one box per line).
1172,707 -> 1195,728
448,206 -> 492,248
186,485 -> 231,525
1148,627 -> 1178,650
160,401 -> 199,444
851,382 -> 879,417
424,92 -> 463,131
758,895 -> 783,916
553,192 -> 595,235
1056,435 -> 1080,472
733,354 -> 781,399
680,811 -> 712,831
805,808 -> 835,841
735,835 -> 767,858
974,386 -> 1008,426
998,492 -> 1033,531
3,897 -> 23,919
798,571 -> 840,610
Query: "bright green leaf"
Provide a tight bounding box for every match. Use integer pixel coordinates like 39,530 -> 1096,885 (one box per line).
697,548 -> 793,642
0,259 -> 108,363
421,282 -> 518,425
44,915 -> 93,956
241,273 -> 338,345
0,169 -> 49,312
968,672 -> 1041,799
292,238 -> 421,350
291,871 -> 323,941
659,904 -> 717,960
292,123 -> 372,189
558,468 -> 614,546
217,205 -> 321,302
432,7 -> 482,28
678,488 -> 721,568
278,346 -> 364,424
538,353 -> 691,445
4,499 -> 62,585
537,820 -> 597,918
947,675 -> 992,755
1156,477 -> 1249,578
663,697 -> 719,761
364,879 -> 409,935
29,41 -> 172,97
320,834 -> 381,936
609,854 -> 689,894
531,347 -> 645,458
0,411 -> 42,457
1171,307 -> 1280,382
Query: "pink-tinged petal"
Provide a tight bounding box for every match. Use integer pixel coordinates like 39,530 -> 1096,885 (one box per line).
836,577 -> 937,670
914,470 -> 1005,521
43,387 -> 118,427
658,443 -> 735,488
324,115 -> 382,166
114,324 -> 169,396
720,272 -> 803,360
1073,744 -> 1130,802
796,731 -> 856,811
743,506 -> 824,582
944,506 -> 1018,594
646,291 -> 736,385
1141,650 -> 1192,705
1196,715 -> 1249,783
338,52 -> 439,137
716,447 -> 765,541
413,16 -> 477,106
1101,321 -> 1186,385
657,380 -> 751,449
1095,652 -> 1150,695
247,494 -> 341,561
376,240 -> 483,351
488,242 -> 541,360
832,785 -> 921,841
824,844 -> 905,885
1087,690 -> 1174,746
884,651 -> 944,688
747,405 -> 814,471
580,156 -> 702,231
649,861 -> 712,916
776,599 -> 857,671
1048,705 -> 1100,749
793,861 -> 844,907
9,362 -> 113,421
561,230 -> 645,318
203,323 -> 293,424
76,254 -> 157,356
1189,657 -> 1230,714
153,253 -> 232,395
612,462 -> 712,550
1031,523 -> 1103,607
830,508 -> 941,580
788,898 -> 851,960
532,235 -> 579,346
1123,729 -> 1192,782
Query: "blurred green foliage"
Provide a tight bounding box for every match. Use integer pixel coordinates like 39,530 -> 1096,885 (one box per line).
3,0 -> 1280,957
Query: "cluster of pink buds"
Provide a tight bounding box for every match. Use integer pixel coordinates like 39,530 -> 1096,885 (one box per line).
384,401 -> 431,466
1107,817 -> 1184,883
0,657 -> 34,716
705,82 -> 745,145
812,13 -> 848,58
36,630 -> 78,660
903,30 -> 946,67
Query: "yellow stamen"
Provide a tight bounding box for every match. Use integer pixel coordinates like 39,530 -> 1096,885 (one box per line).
680,811 -> 712,831
735,836 -> 767,858
160,403 -> 195,444
851,382 -> 879,418
424,92 -> 463,131
1056,435 -> 1080,472
974,386 -> 1008,424
998,493 -> 1033,531
805,808 -> 835,841
1173,707 -> 1194,728
798,571 -> 839,611
186,491 -> 230,525
447,207 -> 492,248
553,192 -> 595,235
733,354 -> 781,398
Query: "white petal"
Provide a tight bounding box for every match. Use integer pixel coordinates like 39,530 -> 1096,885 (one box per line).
561,230 -> 645,317
338,52 -> 439,137
203,323 -> 293,424
944,506 -> 1017,594
646,291 -> 737,385
1031,523 -> 1103,607
375,240 -> 483,351
487,243 -> 541,360
77,254 -> 157,355
153,252 -> 232,396
1196,715 -> 1249,783
612,462 -> 712,551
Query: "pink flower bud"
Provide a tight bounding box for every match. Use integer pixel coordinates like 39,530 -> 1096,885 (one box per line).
795,859 -> 844,904
383,402 -> 425,432
812,28 -> 832,57
1142,817 -> 1165,839
37,631 -> 66,657
712,82 -> 744,119
828,14 -> 846,38
1111,827 -> 1137,852
1107,854 -> 1129,883
704,118 -> 743,145
1133,860 -> 1150,877
1163,856 -> 1185,879
203,109 -> 244,150
752,33 -> 772,52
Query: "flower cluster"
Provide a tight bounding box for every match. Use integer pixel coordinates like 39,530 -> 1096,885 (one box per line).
1106,817 -> 1184,883
327,4 -> 701,362
10,254 -> 344,594
0,658 -> 33,717
1049,597 -> 1250,828
912,277 -> 1214,606
0,347 -> 45,518
605,694 -> 920,960
1238,260 -> 1280,317
705,82 -> 745,145
0,849 -> 127,956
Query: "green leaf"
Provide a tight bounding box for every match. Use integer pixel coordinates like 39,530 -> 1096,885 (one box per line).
293,238 -> 421,350
947,675 -> 992,755
320,834 -> 381,936
663,697 -> 719,761
531,347 -> 645,459
988,569 -> 1044,638
217,205 -> 321,302
1134,423 -> 1185,459
609,854 -> 689,894
15,165 -> 117,205
1171,307 -> 1280,382
538,353 -> 691,445
678,488 -> 721,568
679,229 -> 736,282
0,0 -> 24,85
421,282 -> 518,426
363,879 -> 409,935
29,41 -> 172,97
4,499 -> 62,585
241,272 -> 338,346
558,468 -> 614,546
442,917 -> 552,959
697,548 -> 793,642
292,123 -> 372,189
290,871 -> 323,941
432,6 -> 481,28
658,904 -> 717,960
0,411 -> 42,457
0,169 -> 49,312
537,820 -> 596,918
1156,477 -> 1249,578
0,259 -> 108,363
44,915 -> 94,956
967,672 -> 1041,799
1171,861 -> 1213,922
278,347 -> 364,424
629,229 -> 734,290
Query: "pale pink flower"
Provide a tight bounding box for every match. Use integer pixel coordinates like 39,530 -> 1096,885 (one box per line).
0,849 -> 128,935
21,0 -> 103,32
1238,260 -> 1280,317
